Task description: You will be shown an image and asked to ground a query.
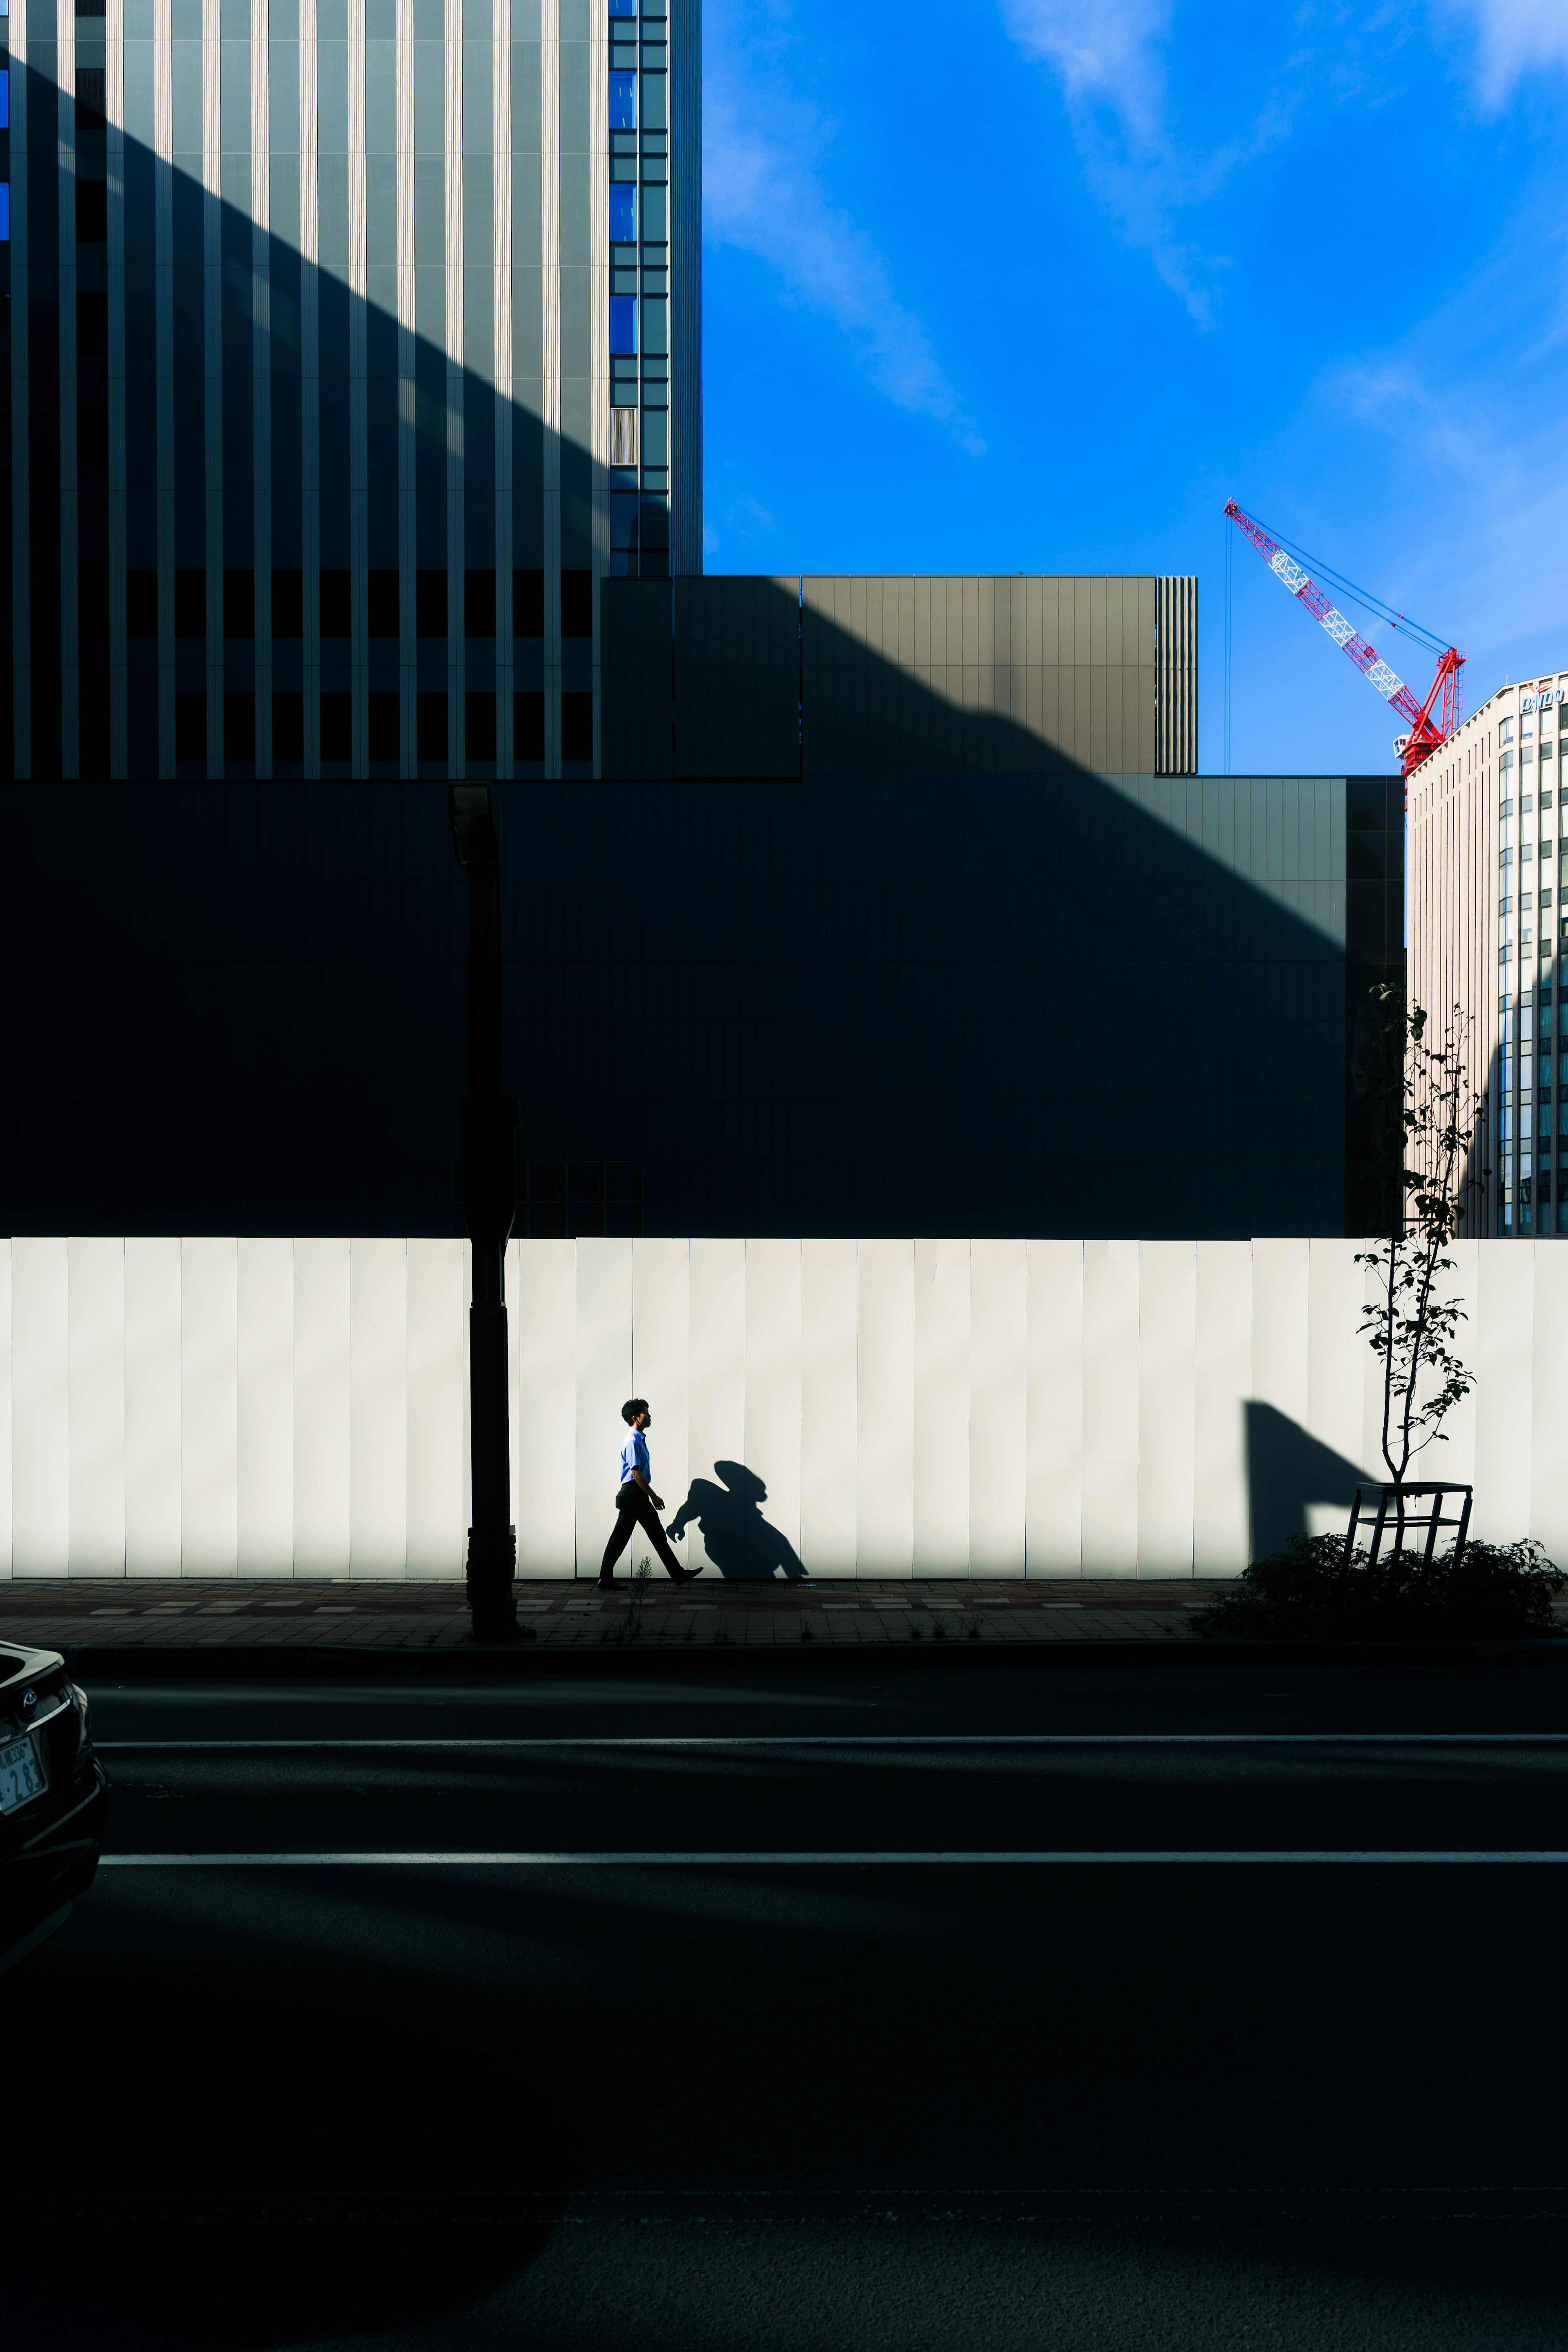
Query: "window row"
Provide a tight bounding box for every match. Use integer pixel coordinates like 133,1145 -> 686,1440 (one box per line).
87,568 -> 596,641
172,686 -> 591,763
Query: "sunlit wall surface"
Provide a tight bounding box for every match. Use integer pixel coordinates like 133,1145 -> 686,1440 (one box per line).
0,0 -> 699,777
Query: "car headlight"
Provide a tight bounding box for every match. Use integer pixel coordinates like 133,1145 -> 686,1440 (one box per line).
69,1683 -> 92,1765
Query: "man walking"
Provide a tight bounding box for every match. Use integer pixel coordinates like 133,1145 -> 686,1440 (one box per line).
599,1399 -> 703,1588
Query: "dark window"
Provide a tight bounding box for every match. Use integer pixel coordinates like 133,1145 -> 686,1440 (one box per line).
224,691 -> 256,762
174,570 -> 205,638
273,690 -> 305,761
224,568 -> 254,638
76,180 -> 108,243
174,692 -> 207,762
75,65 -> 107,127
561,690 -> 594,762
416,569 -> 448,638
369,571 -> 400,637
609,67 -> 634,126
610,294 -> 635,354
369,691 -> 400,762
273,569 -> 304,638
320,691 -> 352,761
320,569 -> 351,637
465,690 -> 497,761
464,568 -> 496,637
416,691 -> 448,762
514,690 -> 545,761
77,405 -> 108,468
79,568 -> 109,639
127,569 -> 157,638
561,570 -> 593,638
513,569 -> 544,637
77,291 -> 108,354
608,183 -> 635,239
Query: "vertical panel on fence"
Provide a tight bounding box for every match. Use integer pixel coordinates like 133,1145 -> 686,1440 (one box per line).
0,1244 -> 11,1574
125,1238 -> 183,1577
744,1239 -> 804,1581
68,1237 -> 127,1575
857,1240 -> 916,1576
1080,1240 -> 1140,1576
237,1238 -> 296,1577
686,1238 -> 746,1578
1530,1241 -> 1568,1566
1192,1242 -> 1252,1574
11,1238 -> 70,1576
180,1237 -> 240,1575
512,1238 -> 577,1576
631,1239 -> 693,1578
1473,1241 -> 1535,1546
1419,1240 -> 1477,1525
407,1239 -> 466,1579
969,1238 -> 1027,1578
1026,1239 -> 1083,1576
294,1238 -> 352,1577
1305,1237 -> 1370,1537
1249,1236 -> 1311,1560
350,1239 -> 410,1577
1136,1241 -> 1195,1576
575,1241 -> 637,1580
913,1238 -> 970,1575
800,1237 -> 858,1577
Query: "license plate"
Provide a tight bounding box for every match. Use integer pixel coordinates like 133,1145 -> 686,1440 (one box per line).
0,1733 -> 48,1815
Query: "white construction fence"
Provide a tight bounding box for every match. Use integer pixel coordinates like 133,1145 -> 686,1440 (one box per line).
0,1236 -> 1562,1581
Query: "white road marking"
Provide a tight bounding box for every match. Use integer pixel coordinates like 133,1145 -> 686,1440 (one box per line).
94,1732 -> 1568,1752
98,1849 -> 1568,1867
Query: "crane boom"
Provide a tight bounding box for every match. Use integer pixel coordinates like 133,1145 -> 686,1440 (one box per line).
1223,499 -> 1463,778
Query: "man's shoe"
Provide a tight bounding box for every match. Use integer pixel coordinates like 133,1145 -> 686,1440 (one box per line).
675,1564 -> 705,1584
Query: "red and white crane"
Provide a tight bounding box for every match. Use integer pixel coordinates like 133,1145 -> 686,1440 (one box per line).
1223,499 -> 1463,780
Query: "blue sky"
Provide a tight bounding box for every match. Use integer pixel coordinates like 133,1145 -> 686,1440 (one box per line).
699,0 -> 1568,777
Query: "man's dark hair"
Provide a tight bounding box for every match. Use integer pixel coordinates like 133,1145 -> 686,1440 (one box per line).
621,1398 -> 649,1426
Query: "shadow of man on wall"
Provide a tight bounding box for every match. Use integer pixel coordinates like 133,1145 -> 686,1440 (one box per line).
667,1462 -> 808,1581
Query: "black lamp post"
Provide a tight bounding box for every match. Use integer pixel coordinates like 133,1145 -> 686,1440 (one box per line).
448,785 -> 528,1645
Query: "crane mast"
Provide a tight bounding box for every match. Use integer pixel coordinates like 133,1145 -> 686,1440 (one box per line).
1223,500 -> 1463,779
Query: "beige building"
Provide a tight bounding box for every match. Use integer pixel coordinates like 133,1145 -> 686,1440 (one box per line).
1409,667 -> 1568,1235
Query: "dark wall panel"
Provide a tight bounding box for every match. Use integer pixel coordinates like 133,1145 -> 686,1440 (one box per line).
0,776 -> 1398,1242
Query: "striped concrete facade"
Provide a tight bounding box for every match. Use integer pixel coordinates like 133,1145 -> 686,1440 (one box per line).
2,0 -> 699,778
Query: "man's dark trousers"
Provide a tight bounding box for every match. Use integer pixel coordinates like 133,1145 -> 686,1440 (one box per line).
600,1484 -> 686,1582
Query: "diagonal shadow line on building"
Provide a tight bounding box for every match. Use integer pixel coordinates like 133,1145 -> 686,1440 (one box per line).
3,43 -> 684,780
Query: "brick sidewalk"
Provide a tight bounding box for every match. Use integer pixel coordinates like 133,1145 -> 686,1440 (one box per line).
0,1576 -> 1225,1655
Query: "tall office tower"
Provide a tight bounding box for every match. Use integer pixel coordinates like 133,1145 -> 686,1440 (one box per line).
0,0 -> 700,778
1409,668 -> 1568,1237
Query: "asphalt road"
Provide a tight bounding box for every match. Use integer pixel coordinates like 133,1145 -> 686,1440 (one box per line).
15,1658 -> 1568,2350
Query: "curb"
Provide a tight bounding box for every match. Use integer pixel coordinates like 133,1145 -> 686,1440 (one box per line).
58,1635 -> 1568,1681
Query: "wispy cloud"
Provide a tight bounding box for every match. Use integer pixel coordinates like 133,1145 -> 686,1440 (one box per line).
1438,0 -> 1568,105
999,0 -> 1311,322
703,10 -> 983,452
999,0 -> 1172,143
1309,205 -> 1568,666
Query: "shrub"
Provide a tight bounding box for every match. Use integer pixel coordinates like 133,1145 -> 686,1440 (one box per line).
1194,1532 -> 1567,1643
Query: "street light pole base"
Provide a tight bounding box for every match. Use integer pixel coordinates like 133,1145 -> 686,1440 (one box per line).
466,1522 -> 523,1643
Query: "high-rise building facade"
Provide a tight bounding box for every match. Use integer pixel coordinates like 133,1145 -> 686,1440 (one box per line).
1410,667 -> 1568,1236
0,0 -> 700,778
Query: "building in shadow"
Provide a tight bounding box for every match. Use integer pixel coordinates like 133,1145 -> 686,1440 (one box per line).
0,4 -> 1405,1243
